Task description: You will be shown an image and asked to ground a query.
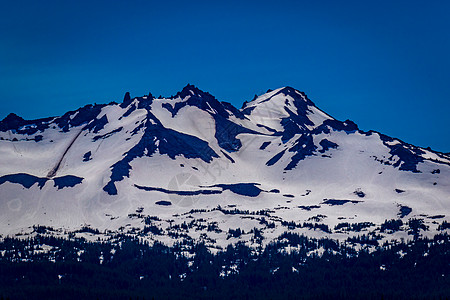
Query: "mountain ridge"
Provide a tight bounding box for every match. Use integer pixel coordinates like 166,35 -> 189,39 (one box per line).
1,84 -> 446,155
0,85 -> 449,251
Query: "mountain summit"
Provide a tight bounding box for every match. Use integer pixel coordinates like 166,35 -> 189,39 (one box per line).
0,85 -> 449,249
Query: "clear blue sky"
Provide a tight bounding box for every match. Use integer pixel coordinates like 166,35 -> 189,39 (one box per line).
1,0 -> 449,152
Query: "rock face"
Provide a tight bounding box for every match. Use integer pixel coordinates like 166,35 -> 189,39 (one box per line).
0,85 -> 449,249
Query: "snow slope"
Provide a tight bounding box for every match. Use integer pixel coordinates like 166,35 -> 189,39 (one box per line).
0,85 -> 449,250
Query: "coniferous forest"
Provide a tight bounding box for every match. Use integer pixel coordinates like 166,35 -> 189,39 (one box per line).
0,232 -> 449,299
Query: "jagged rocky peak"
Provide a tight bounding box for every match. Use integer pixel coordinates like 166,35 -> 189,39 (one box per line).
0,113 -> 31,131
272,87 -> 317,110
120,90 -> 156,110
176,83 -> 213,99
2,112 -> 24,122
163,84 -> 231,118
0,113 -> 25,131
121,85 -> 318,118
123,91 -> 131,103
277,86 -> 314,103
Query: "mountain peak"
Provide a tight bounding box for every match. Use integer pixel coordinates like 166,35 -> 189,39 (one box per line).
242,87 -> 315,109
176,84 -> 212,99
2,112 -> 24,123
276,86 -> 315,106
161,85 -> 230,117
0,84 -> 449,257
0,113 -> 26,131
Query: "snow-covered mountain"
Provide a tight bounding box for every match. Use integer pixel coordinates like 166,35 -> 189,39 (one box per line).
1,85 -> 449,250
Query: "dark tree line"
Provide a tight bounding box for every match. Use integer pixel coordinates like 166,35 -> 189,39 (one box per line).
0,232 -> 449,299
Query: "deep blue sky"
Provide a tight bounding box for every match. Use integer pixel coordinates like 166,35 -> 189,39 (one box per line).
1,0 -> 449,152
